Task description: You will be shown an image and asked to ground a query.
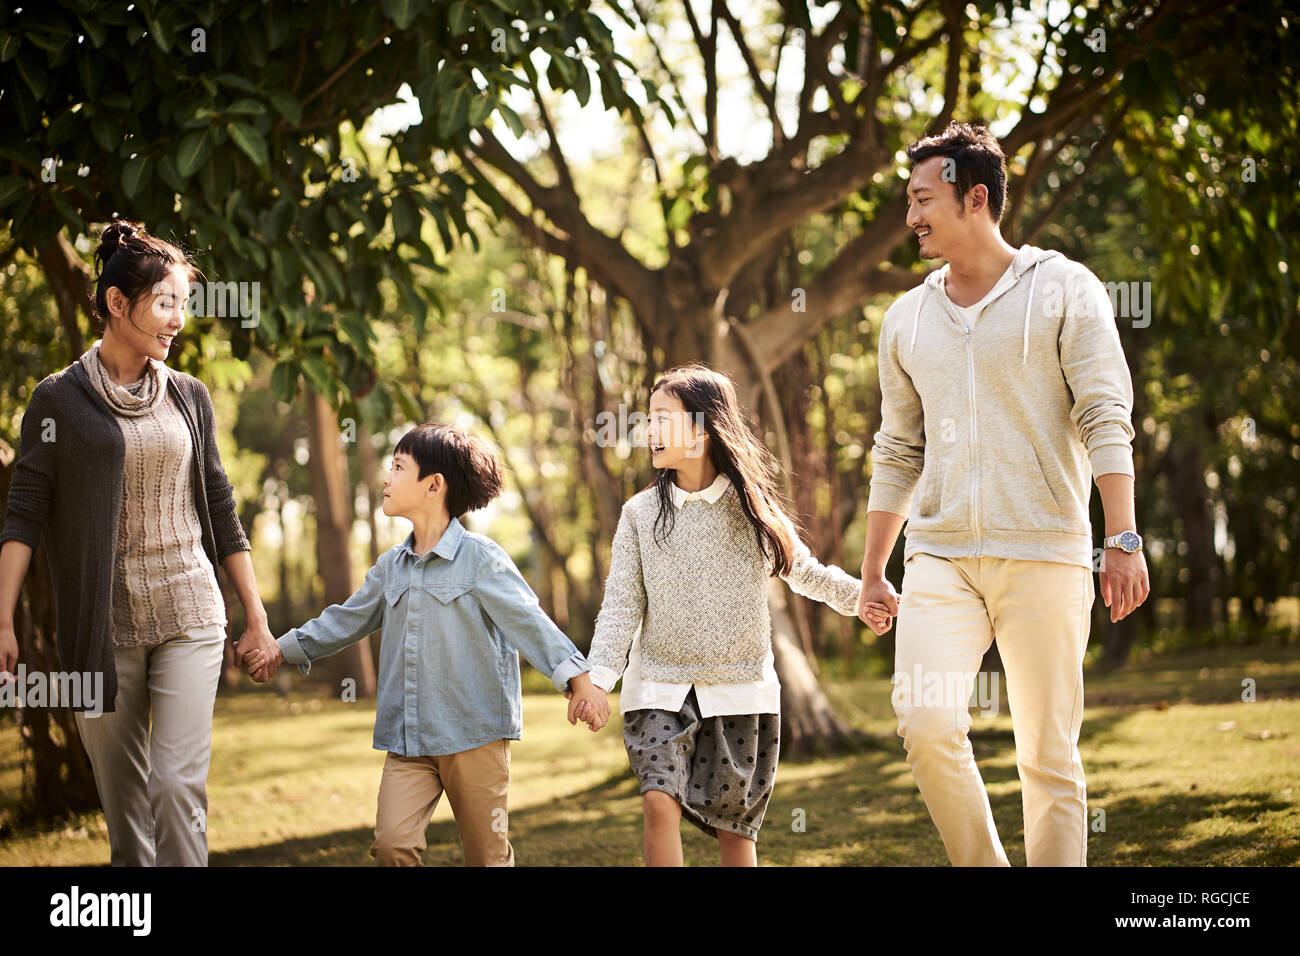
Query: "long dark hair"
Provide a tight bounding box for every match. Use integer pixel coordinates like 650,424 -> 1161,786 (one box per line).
92,219 -> 201,335
646,364 -> 801,576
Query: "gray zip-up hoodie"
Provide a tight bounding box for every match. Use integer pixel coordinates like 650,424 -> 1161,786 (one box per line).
867,244 -> 1135,570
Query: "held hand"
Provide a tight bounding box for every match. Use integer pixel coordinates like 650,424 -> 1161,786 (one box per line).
568,685 -> 610,732
857,577 -> 902,634
234,618 -> 280,681
1098,548 -> 1150,624
243,642 -> 284,683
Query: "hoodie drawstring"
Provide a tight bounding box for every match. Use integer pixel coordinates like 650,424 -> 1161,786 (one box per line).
1022,259 -> 1041,365
909,285 -> 926,353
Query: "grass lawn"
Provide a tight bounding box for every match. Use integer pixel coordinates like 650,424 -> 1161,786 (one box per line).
1,642 -> 1297,866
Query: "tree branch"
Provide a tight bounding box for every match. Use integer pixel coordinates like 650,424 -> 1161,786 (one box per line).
744,190 -> 918,371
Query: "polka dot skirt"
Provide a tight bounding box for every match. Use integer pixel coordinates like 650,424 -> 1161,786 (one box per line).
622,687 -> 780,842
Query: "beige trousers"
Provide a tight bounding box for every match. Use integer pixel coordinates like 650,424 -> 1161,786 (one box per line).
73,623 -> 227,866
370,738 -> 514,866
893,552 -> 1094,866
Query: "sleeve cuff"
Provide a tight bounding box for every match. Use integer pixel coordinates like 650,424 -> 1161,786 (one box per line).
549,652 -> 590,693
277,632 -> 313,676
0,516 -> 44,551
587,664 -> 621,694
866,479 -> 916,517
1089,444 -> 1135,479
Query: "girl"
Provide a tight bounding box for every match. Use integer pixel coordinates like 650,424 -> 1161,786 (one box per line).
0,220 -> 276,865
577,363 -> 864,866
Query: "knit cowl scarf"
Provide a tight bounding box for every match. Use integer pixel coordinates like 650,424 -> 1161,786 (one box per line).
79,340 -> 170,417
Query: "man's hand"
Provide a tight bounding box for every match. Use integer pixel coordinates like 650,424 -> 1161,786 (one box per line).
1099,548 -> 1150,623
234,617 -> 281,682
858,576 -> 902,635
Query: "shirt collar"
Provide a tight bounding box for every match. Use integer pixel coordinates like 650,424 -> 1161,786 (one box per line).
669,472 -> 731,509
400,516 -> 466,563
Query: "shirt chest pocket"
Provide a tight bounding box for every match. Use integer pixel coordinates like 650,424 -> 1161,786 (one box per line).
421,582 -> 475,606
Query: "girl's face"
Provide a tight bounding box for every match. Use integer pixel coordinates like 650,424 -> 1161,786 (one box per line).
382,451 -> 442,517
648,388 -> 708,469
106,263 -> 189,360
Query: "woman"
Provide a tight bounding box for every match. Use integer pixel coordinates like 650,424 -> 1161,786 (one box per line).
0,219 -> 278,865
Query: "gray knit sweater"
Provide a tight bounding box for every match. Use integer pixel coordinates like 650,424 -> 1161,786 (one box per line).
0,359 -> 249,712
588,481 -> 862,684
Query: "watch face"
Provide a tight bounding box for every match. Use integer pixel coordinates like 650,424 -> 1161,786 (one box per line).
1120,531 -> 1141,551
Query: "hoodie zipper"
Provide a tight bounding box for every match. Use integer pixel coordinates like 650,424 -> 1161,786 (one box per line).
964,322 -> 982,555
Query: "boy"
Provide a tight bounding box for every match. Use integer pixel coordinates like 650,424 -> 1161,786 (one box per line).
245,422 -> 608,866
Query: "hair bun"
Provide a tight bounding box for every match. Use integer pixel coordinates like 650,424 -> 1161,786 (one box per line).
95,219 -> 146,274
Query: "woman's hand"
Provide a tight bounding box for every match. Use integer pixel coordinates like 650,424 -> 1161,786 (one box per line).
0,621 -> 18,681
243,642 -> 284,683
234,616 -> 281,682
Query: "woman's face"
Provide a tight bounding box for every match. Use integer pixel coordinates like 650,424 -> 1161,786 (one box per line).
106,263 -> 189,359
647,388 -> 708,469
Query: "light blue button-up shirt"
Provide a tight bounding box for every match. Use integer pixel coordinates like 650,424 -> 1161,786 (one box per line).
276,516 -> 589,756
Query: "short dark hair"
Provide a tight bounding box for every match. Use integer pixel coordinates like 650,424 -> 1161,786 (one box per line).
393,422 -> 504,519
93,219 -> 202,335
905,122 -> 1008,222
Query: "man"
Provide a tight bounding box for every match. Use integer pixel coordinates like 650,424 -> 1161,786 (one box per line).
856,122 -> 1149,866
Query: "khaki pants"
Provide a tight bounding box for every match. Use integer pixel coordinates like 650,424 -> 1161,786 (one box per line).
370,738 -> 514,866
893,553 -> 1094,866
73,623 -> 227,867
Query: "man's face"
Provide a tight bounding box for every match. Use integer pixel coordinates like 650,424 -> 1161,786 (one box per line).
906,156 -> 977,260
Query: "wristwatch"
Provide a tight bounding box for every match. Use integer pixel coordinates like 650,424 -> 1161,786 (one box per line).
1103,530 -> 1143,553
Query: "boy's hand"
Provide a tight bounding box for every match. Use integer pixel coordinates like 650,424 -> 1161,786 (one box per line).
244,642 -> 284,683
566,675 -> 609,732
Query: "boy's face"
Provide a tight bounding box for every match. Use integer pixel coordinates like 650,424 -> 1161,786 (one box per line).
382,452 -> 443,517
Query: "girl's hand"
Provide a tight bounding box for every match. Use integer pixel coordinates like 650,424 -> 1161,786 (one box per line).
862,601 -> 895,636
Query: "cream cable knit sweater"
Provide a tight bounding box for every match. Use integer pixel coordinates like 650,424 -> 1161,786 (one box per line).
80,343 -> 226,646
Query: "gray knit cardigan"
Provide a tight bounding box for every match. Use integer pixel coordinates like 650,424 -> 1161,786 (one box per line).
0,359 -> 250,712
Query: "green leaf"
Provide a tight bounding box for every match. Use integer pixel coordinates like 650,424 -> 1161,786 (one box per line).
449,1 -> 472,35
384,0 -> 418,30
494,101 -> 526,139
268,89 -> 302,127
227,122 -> 269,168
0,175 -> 28,207
15,53 -> 47,100
176,128 -> 212,176
226,98 -> 268,117
121,154 -> 152,199
0,32 -> 21,62
157,154 -> 187,193
271,360 -> 300,402
78,16 -> 107,49
301,355 -> 333,396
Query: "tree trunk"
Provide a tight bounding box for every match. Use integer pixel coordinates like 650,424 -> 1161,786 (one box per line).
304,390 -> 376,697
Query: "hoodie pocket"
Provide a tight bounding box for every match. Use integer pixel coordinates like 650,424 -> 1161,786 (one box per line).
917,460 -> 943,517
910,453 -> 967,532
981,438 -> 1069,532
